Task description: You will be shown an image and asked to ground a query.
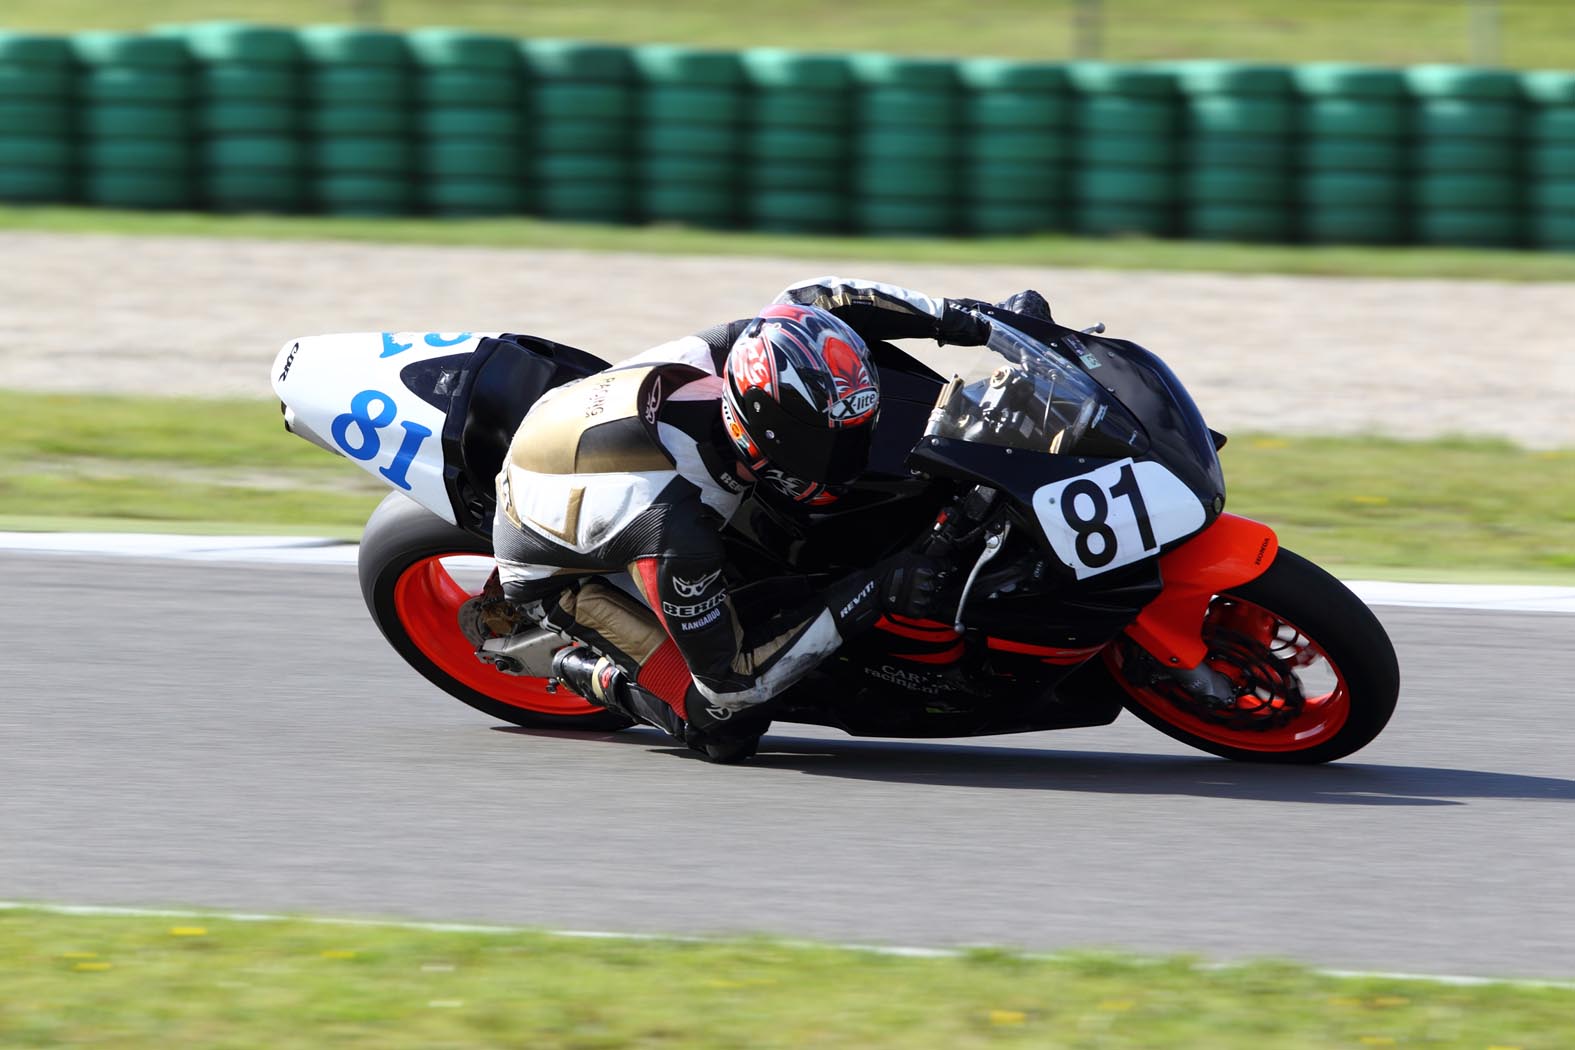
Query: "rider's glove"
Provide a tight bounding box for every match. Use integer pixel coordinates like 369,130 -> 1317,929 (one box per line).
938,300 -> 993,346
994,288 -> 1054,323
827,552 -> 946,638
880,551 -> 943,620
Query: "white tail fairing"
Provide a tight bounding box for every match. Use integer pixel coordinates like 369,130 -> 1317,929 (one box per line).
271,331 -> 499,524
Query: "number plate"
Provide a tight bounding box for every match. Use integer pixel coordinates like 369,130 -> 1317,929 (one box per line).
1031,459 -> 1207,579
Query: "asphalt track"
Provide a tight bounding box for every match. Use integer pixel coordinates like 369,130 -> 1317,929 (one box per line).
3,553 -> 1573,980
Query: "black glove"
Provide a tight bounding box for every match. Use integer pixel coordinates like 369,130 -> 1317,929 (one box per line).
827,552 -> 945,638
994,289 -> 1054,323
880,551 -> 944,620
938,300 -> 993,346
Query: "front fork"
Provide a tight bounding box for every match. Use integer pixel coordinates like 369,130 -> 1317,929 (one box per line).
1123,513 -> 1280,671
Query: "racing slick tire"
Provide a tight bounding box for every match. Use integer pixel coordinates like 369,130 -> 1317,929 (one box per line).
358,492 -> 634,732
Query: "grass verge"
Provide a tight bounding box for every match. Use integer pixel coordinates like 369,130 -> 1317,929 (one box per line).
2,0 -> 1573,68
4,390 -> 1572,580
2,908 -> 1571,1049
6,205 -> 1575,283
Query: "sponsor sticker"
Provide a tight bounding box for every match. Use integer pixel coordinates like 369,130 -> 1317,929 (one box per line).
862,663 -> 944,696
277,342 -> 300,383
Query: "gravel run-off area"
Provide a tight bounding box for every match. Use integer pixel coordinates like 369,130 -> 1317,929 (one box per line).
3,231 -> 1573,447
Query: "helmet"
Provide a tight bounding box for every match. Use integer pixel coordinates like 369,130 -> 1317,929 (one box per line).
721,304 -> 880,498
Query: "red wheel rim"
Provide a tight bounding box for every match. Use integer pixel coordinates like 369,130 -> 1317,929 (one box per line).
1108,595 -> 1351,753
392,554 -> 601,717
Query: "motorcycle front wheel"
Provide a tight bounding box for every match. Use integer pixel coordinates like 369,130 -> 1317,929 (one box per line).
1107,547 -> 1399,763
357,492 -> 633,731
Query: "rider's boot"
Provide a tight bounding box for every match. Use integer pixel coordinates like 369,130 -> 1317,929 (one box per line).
552,648 -> 767,763
551,647 -> 687,741
683,702 -> 771,765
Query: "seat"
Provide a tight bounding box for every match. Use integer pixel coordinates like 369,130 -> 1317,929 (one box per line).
443,334 -> 611,532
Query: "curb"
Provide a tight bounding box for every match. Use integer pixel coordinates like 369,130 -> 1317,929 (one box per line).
3,531 -> 1573,613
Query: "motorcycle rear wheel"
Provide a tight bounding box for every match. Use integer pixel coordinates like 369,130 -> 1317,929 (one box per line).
358,492 -> 633,731
1108,547 -> 1399,763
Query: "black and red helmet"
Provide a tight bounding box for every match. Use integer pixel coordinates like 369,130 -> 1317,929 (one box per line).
721,304 -> 880,500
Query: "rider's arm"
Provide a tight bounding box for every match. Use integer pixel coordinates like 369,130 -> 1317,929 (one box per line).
774,275 -> 991,346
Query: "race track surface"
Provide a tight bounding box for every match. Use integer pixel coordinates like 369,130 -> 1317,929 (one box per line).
3,554 -> 1572,979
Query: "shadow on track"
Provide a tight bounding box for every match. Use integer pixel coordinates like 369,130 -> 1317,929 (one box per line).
494,726 -> 1575,807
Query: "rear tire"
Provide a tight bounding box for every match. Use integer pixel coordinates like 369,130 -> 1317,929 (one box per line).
357,492 -> 633,731
1110,548 -> 1399,763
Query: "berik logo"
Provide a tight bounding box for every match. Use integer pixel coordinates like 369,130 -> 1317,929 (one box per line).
662,592 -> 726,619
673,568 -> 722,598
644,377 -> 662,424
763,468 -> 806,498
277,342 -> 299,382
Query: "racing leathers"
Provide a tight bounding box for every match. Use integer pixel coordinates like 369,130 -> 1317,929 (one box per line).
491,277 -> 991,742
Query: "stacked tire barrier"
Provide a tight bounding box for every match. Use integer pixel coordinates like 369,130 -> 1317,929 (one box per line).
1068,62 -> 1178,237
408,29 -> 525,217
13,23 -> 1575,252
852,54 -> 961,235
162,22 -> 305,213
72,33 -> 192,209
740,48 -> 852,234
522,39 -> 634,224
1524,71 -> 1575,250
959,58 -> 1069,235
1406,65 -> 1523,247
1292,64 -> 1410,244
1176,61 -> 1296,242
634,46 -> 745,228
0,32 -> 74,204
298,26 -> 413,217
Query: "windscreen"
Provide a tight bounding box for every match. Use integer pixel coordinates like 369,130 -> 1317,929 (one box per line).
923,316 -> 1148,460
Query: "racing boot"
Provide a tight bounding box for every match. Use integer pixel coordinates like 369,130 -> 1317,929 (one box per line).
550,647 -> 687,741
683,700 -> 771,765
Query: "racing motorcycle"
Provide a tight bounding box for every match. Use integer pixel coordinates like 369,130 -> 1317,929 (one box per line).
271,303 -> 1399,763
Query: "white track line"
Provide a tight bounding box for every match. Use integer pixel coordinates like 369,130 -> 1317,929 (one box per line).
2,900 -> 1570,988
3,532 -> 1573,613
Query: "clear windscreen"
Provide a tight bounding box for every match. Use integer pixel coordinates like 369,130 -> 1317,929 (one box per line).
923,316 -> 1149,459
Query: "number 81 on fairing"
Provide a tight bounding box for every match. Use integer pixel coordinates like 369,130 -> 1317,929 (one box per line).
331,388 -> 434,491
1031,459 -> 1207,580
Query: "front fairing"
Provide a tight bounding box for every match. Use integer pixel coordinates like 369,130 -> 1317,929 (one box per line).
909,309 -> 1225,582
969,304 -> 1226,512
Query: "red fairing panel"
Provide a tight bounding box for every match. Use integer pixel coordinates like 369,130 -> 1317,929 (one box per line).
1123,513 -> 1280,669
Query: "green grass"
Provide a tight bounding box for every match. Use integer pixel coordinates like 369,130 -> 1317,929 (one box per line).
4,390 -> 1572,581
3,0 -> 1573,68
9,205 -> 1575,283
1219,434 -> 1575,577
0,391 -> 387,530
2,908 -> 1572,1049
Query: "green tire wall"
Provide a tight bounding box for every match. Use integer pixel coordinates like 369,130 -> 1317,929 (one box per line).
69,32 -> 193,208
522,38 -> 634,224
14,24 -> 1575,249
960,58 -> 1069,235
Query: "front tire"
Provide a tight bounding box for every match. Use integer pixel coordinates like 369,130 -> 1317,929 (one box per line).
357,492 -> 632,731
1108,547 -> 1399,763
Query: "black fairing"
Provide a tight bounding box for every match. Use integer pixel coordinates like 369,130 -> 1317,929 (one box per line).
971,304 -> 1226,514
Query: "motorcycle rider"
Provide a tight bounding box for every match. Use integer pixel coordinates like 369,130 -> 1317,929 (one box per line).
488,277 -> 1017,761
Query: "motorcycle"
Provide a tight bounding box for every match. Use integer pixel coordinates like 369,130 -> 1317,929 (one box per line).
271,302 -> 1399,763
